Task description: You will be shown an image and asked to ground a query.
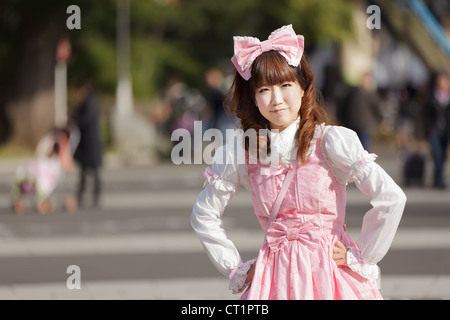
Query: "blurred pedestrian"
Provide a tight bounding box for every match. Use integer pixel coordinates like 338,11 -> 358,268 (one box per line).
164,77 -> 197,134
204,68 -> 235,136
191,25 -> 406,300
12,129 -> 66,214
396,83 -> 419,159
71,80 -> 103,207
341,72 -> 383,150
424,71 -> 450,189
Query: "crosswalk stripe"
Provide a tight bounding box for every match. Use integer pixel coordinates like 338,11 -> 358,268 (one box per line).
1,162 -> 449,300
0,227 -> 448,257
1,186 -> 449,211
0,275 -> 448,300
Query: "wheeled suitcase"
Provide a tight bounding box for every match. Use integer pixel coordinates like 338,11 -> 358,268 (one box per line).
403,153 -> 425,187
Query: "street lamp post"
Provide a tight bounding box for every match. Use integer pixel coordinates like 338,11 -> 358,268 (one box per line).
116,0 -> 133,117
55,35 -> 71,128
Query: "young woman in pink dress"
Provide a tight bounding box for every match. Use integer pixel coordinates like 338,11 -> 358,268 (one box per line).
191,25 -> 406,300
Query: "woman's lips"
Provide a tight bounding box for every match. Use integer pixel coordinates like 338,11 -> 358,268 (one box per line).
271,108 -> 287,114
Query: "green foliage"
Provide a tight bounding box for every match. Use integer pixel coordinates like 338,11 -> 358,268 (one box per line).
131,36 -> 201,98
125,0 -> 354,99
285,0 -> 354,44
1,0 -> 355,100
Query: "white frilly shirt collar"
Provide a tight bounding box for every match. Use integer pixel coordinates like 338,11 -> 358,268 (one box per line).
269,117 -> 300,167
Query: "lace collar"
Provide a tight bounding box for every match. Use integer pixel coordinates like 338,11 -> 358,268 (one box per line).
262,119 -> 323,167
269,118 -> 300,166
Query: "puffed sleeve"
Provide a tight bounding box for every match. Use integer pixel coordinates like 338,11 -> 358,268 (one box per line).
323,126 -> 407,281
190,133 -> 254,294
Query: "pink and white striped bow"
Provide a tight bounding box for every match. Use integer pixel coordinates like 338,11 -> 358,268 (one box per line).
231,24 -> 304,80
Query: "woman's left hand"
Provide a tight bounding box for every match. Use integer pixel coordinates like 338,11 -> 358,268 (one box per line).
333,241 -> 348,267
244,262 -> 256,286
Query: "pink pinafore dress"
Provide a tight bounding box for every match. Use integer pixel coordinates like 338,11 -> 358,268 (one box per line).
241,127 -> 382,300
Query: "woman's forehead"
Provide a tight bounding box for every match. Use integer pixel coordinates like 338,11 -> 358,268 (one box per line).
253,72 -> 298,87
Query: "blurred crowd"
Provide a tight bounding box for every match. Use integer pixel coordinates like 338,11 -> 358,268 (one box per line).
325,69 -> 450,189
162,68 -> 235,137
151,65 -> 450,189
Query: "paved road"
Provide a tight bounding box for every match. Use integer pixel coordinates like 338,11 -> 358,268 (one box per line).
0,146 -> 449,300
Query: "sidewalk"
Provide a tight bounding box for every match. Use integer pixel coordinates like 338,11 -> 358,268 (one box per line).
0,224 -> 448,299
0,275 -> 448,300
0,142 -> 449,300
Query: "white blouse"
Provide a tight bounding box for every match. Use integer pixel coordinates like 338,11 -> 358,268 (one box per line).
191,119 -> 406,293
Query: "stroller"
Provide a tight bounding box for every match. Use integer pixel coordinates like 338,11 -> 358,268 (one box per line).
11,126 -> 80,214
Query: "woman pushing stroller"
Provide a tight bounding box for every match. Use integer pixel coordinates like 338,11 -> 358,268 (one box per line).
11,126 -> 79,214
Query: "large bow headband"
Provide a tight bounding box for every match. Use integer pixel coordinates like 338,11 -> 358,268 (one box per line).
231,24 -> 304,81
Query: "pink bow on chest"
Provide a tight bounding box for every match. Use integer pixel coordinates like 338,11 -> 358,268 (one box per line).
266,219 -> 320,253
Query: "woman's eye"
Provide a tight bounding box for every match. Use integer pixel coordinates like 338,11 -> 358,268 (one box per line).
282,82 -> 292,87
258,88 -> 268,93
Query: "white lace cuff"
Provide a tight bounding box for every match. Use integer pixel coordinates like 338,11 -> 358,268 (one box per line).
199,167 -> 237,192
228,258 -> 257,294
348,151 -> 378,183
346,248 -> 379,280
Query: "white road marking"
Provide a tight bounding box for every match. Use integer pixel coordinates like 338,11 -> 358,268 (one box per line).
0,227 -> 448,257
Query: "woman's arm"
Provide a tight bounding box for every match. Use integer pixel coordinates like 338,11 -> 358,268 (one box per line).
324,125 -> 406,280
191,140 -> 255,293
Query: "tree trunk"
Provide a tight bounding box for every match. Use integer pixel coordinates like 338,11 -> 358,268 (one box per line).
6,16 -> 64,149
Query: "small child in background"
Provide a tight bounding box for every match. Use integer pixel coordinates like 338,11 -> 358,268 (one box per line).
12,127 -> 79,214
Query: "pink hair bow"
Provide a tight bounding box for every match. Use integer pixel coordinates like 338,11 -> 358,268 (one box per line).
231,24 -> 304,80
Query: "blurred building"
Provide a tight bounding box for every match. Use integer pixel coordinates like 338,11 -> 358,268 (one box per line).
313,0 -> 449,128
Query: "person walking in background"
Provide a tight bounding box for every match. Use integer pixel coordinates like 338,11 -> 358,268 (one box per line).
204,68 -> 235,136
11,128 -> 69,214
341,72 -> 383,150
71,80 -> 103,207
424,71 -> 450,189
191,25 -> 406,300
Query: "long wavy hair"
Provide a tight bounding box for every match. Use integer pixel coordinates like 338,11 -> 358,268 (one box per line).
225,51 -> 329,163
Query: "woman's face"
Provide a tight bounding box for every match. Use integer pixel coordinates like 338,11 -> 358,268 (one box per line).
254,80 -> 303,131
436,74 -> 449,91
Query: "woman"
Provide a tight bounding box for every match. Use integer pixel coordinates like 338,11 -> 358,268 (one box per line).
191,25 -> 406,300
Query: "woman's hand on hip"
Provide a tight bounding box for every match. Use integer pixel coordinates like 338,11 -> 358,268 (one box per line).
333,241 -> 348,267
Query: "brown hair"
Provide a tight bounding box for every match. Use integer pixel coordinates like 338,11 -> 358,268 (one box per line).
225,51 -> 329,163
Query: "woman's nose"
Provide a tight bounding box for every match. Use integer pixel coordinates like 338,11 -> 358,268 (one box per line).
271,87 -> 283,105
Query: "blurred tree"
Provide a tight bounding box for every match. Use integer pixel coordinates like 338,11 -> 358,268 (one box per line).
128,0 -> 354,98
0,0 -> 117,148
0,1 -> 68,147
0,0 -> 354,149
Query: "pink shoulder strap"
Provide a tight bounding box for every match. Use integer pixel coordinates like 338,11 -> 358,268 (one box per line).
265,163 -> 297,233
